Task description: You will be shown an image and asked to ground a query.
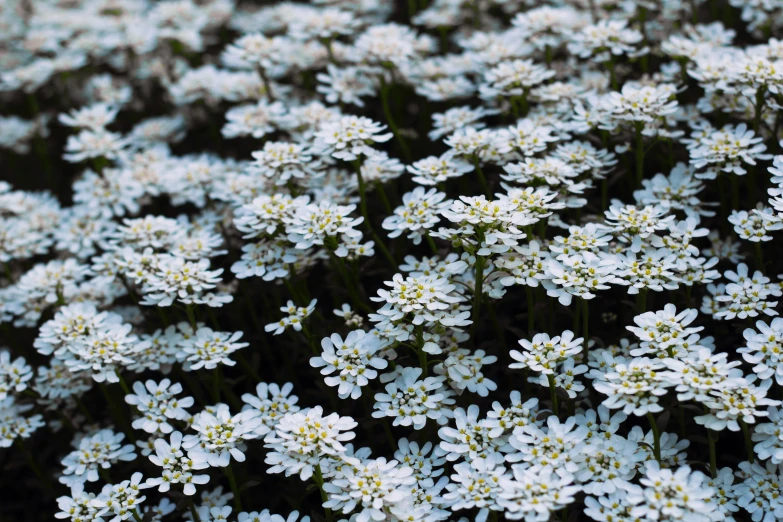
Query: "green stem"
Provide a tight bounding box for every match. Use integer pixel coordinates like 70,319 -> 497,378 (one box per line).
223,464 -> 243,512
754,241 -> 765,272
415,326 -> 428,377
16,439 -> 55,495
116,372 -> 131,396
547,374 -> 559,417
188,499 -> 201,522
379,76 -> 411,161
707,428 -> 717,478
186,304 -> 198,330
581,298 -> 589,362
472,255 -> 485,329
740,419 -> 754,464
635,122 -> 645,188
374,182 -> 393,214
473,155 -> 490,197
353,161 -> 397,269
647,412 -> 661,463
256,66 -> 274,102
424,233 -> 438,255
212,367 -> 222,403
313,463 -> 334,522
526,286 -> 535,334
754,86 -> 766,134
637,288 -> 648,313
99,383 -> 135,442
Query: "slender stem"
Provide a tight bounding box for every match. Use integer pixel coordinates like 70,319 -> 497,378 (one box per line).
424,233 -> 438,255
635,122 -> 645,188
415,326 -> 428,377
581,298 -> 589,362
132,510 -> 142,522
16,439 -> 55,495
188,499 -> 202,522
473,155 -> 490,197
754,86 -> 766,133
353,161 -> 397,269
212,367 -> 222,403
754,242 -> 765,271
235,353 -> 260,382
223,464 -> 243,512
526,286 -> 535,334
186,304 -> 198,330
328,251 -> 371,313
379,75 -> 411,161
302,324 -> 318,355
100,383 -> 135,442
740,419 -> 754,464
472,255 -> 485,330
707,428 -> 717,478
256,66 -> 274,102
637,288 -> 648,313
547,374 -> 559,417
116,372 -> 131,396
374,182 -> 393,214
647,412 -> 661,463
313,463 -> 334,522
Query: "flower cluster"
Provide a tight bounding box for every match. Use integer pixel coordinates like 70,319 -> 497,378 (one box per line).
4,1 -> 783,522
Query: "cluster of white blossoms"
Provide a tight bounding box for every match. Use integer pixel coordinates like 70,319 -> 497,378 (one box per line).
4,0 -> 783,521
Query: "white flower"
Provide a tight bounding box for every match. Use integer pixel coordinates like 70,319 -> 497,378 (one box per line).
241,382 -> 300,432
0,350 -> 32,400
568,19 -> 645,59
689,123 -> 771,179
323,457 -> 416,521
481,59 -> 555,98
714,263 -> 780,320
371,273 -> 470,327
373,367 -> 455,430
310,330 -> 388,399
124,379 -> 193,434
406,155 -> 474,186
177,328 -> 248,371
60,429 -> 137,486
604,202 -> 674,252
694,377 -> 779,431
507,415 -> 588,473
183,404 -> 265,467
443,458 -> 506,522
56,483 -> 100,522
626,304 -> 703,357
628,462 -> 719,522
382,187 -> 448,245
438,404 -> 506,464
312,115 -> 392,161
741,318 -> 783,385
63,129 -> 129,163
509,330 -> 583,374
250,142 -> 316,186
593,358 -> 673,416
286,201 -> 364,255
265,299 -> 317,335
541,252 -> 619,305
0,397 -> 45,447
147,431 -> 210,496
91,472 -> 147,522
753,406 -> 783,463
498,466 -> 581,521
734,460 -> 783,522
140,256 -> 232,308
264,406 -> 357,481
